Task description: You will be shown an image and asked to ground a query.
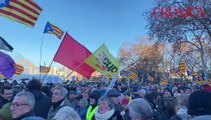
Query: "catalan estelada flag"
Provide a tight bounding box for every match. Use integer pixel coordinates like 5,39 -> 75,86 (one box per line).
15,64 -> 24,75
179,62 -> 186,74
0,0 -> 42,27
128,71 -> 138,80
40,66 -> 50,73
43,22 -> 64,39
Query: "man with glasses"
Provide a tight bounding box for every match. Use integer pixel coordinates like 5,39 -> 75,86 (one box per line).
10,91 -> 44,120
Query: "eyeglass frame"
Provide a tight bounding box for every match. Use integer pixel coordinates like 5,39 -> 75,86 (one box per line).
11,102 -> 30,108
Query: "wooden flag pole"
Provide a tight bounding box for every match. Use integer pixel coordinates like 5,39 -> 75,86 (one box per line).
63,58 -> 88,80
41,60 -> 54,83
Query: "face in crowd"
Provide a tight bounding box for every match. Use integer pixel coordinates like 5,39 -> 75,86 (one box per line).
10,96 -> 32,118
1,89 -> 13,101
98,99 -> 111,114
52,89 -> 65,103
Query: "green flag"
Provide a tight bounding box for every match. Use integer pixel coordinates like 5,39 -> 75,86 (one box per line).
85,44 -> 120,78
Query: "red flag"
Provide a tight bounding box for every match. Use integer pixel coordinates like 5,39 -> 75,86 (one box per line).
53,33 -> 95,79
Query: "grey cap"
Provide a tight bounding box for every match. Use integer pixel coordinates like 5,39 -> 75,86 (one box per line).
106,89 -> 121,97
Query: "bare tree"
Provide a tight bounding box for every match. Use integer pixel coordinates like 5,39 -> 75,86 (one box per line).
145,0 -> 211,83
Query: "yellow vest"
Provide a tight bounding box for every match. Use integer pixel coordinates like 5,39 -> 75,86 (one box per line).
86,105 -> 98,120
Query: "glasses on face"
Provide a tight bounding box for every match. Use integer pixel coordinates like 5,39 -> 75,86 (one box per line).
11,102 -> 29,108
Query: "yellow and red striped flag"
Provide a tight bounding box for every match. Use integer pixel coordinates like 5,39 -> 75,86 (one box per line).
15,64 -> 24,75
0,0 -> 42,27
161,79 -> 168,85
179,62 -> 186,74
40,66 -> 50,73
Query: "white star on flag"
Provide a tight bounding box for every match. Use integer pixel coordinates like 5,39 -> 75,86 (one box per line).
0,0 -> 6,5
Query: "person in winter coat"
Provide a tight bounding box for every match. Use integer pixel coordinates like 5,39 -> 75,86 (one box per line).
47,86 -> 70,120
86,90 -> 101,120
94,96 -> 123,120
76,98 -> 88,120
53,106 -> 81,120
176,94 -> 190,120
10,92 -> 44,120
27,79 -> 52,119
68,91 -> 78,110
187,90 -> 211,120
0,85 -> 13,109
156,97 -> 178,120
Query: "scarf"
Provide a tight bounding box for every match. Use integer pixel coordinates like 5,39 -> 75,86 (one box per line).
52,98 -> 64,109
95,109 -> 115,120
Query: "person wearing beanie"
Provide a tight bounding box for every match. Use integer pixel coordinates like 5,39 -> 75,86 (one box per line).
184,87 -> 192,95
27,79 -> 51,119
202,84 -> 211,92
86,90 -> 101,120
163,87 -> 173,98
68,91 -> 78,110
120,97 -> 130,120
94,96 -> 123,120
187,90 -> 211,120
106,89 -> 124,117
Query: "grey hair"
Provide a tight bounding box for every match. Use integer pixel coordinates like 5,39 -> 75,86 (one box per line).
15,91 -> 35,108
127,98 -> 153,120
98,96 -> 115,109
52,86 -> 68,97
178,94 -> 189,107
53,106 -> 81,120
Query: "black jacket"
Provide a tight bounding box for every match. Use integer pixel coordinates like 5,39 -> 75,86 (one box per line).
13,110 -> 34,120
109,110 -> 123,120
30,90 -> 51,119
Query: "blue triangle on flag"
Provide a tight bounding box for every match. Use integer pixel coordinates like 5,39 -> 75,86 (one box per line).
43,22 -> 53,33
0,0 -> 9,8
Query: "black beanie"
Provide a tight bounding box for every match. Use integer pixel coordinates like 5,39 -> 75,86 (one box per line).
164,87 -> 173,96
187,90 -> 211,116
89,90 -> 101,102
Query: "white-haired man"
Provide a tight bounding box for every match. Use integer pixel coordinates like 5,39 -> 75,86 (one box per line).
127,98 -> 153,120
11,91 -> 45,120
47,86 -> 70,120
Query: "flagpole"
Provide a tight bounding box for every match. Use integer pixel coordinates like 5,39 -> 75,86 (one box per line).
41,32 -> 67,83
63,58 -> 89,80
41,60 -> 53,83
39,34 -> 44,80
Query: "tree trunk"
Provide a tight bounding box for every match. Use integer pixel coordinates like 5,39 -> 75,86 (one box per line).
199,45 -> 208,84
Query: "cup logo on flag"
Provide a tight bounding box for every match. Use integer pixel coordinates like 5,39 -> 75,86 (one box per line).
85,44 -> 120,78
96,51 -> 118,73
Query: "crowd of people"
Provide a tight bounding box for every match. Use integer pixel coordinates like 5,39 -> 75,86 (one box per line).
0,78 -> 210,120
